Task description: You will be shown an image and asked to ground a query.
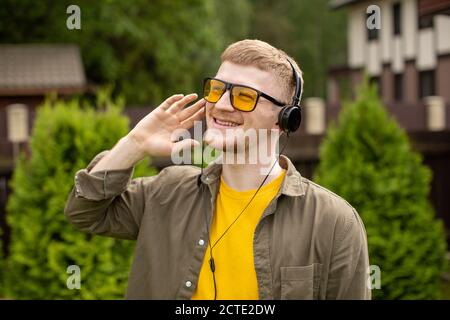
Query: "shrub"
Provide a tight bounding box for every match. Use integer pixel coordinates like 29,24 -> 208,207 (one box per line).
315,79 -> 447,299
1,93 -> 156,299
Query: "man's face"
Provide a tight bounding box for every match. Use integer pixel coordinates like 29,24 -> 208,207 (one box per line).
205,61 -> 283,152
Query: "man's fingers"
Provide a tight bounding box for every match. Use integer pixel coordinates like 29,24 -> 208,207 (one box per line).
177,98 -> 206,122
180,107 -> 205,129
159,94 -> 184,111
166,93 -> 198,114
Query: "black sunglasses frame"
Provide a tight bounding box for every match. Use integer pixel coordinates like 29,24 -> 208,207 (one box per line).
203,77 -> 285,112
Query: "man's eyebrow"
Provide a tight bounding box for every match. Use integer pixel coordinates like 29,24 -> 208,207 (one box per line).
215,77 -> 262,90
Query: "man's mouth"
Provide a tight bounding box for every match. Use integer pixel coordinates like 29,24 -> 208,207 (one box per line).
213,117 -> 242,128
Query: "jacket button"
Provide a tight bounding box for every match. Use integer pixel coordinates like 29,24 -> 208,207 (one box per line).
198,239 -> 205,246
185,281 -> 192,288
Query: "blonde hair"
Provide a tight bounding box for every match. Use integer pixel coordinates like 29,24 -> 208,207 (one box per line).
220,39 -> 303,104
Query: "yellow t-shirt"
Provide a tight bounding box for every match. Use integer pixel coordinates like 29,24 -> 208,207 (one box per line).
191,170 -> 286,300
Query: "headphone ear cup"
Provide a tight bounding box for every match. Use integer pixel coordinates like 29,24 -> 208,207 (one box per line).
278,106 -> 301,133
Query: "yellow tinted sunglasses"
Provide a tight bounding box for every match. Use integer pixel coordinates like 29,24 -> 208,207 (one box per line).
203,77 -> 285,112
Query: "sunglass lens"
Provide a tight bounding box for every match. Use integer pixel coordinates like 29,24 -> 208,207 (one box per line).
204,79 -> 225,103
232,86 -> 258,111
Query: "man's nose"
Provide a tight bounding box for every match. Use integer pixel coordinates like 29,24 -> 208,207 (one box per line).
214,91 -> 235,112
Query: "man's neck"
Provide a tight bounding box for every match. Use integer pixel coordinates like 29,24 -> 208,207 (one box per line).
220,156 -> 284,192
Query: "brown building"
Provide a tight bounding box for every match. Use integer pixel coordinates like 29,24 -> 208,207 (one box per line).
0,44 -> 87,251
0,44 -> 86,162
328,0 -> 450,129
322,0 -> 450,238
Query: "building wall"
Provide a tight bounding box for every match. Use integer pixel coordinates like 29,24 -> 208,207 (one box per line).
347,0 -> 418,72
337,0 -> 450,130
436,14 -> 450,54
347,0 -> 450,75
417,28 -> 436,69
348,1 -> 368,68
403,0 -> 418,59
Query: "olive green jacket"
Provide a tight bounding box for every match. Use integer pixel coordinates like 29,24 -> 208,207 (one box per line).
64,151 -> 371,300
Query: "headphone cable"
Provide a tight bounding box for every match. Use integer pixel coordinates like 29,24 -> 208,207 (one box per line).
200,132 -> 290,300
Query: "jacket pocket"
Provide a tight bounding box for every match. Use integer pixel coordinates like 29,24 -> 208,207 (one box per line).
280,263 -> 322,300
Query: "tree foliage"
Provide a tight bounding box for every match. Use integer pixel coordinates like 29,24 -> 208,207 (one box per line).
248,0 -> 347,98
1,93 -> 156,299
0,0 -> 346,103
0,0 -> 225,105
315,79 -> 447,299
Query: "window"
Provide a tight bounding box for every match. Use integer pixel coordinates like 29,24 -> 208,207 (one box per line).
367,11 -> 379,40
393,3 -> 401,35
419,70 -> 435,98
394,73 -> 403,101
367,26 -> 379,41
418,15 -> 434,29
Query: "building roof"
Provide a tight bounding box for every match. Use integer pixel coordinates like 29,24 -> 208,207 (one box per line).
419,0 -> 450,16
0,44 -> 86,96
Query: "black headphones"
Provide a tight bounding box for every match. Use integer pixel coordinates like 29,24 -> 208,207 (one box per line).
277,59 -> 303,134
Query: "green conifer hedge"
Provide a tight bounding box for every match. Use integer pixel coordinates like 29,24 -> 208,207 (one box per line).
315,80 -> 447,299
0,94 -> 156,299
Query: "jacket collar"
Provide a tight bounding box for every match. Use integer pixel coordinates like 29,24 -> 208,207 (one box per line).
199,154 -> 305,197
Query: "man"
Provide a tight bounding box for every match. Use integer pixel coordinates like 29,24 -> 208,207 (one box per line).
64,39 -> 371,300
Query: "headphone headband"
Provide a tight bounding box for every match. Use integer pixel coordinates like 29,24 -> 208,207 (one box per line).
287,59 -> 302,107
278,58 -> 303,134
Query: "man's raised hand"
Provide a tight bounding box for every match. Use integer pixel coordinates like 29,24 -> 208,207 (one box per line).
127,93 -> 206,157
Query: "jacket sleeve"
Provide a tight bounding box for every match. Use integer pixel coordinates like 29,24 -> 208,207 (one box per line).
64,150 -> 151,240
326,208 -> 372,300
